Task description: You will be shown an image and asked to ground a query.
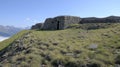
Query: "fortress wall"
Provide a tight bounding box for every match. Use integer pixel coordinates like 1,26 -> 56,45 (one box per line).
54,16 -> 65,30
64,16 -> 81,28
31,23 -> 43,30
42,18 -> 57,30
31,16 -> 120,30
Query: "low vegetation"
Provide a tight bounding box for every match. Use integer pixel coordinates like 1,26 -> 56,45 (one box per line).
0,30 -> 29,51
0,23 -> 120,67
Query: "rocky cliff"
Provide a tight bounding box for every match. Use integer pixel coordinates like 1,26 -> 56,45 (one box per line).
0,24 -> 120,67
31,16 -> 120,30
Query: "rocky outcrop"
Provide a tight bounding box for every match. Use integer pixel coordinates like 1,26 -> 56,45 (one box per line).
31,16 -> 81,30
31,15 -> 120,30
42,16 -> 81,30
31,23 -> 43,30
80,16 -> 120,23
42,18 -> 58,30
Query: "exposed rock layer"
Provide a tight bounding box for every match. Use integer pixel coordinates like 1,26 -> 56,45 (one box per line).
31,16 -> 120,30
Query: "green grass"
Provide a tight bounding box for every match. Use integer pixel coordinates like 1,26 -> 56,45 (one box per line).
1,24 -> 120,67
0,30 -> 29,51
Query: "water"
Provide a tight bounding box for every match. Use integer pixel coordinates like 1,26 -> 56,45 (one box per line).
0,36 -> 9,42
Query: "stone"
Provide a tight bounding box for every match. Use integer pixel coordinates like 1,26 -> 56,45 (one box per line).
52,42 -> 59,45
87,63 -> 101,67
80,16 -> 120,23
41,64 -> 47,67
23,33 -> 30,38
58,65 -> 64,67
115,64 -> 120,67
31,15 -> 120,30
42,16 -> 81,30
88,44 -> 98,50
31,23 -> 43,30
74,50 -> 82,54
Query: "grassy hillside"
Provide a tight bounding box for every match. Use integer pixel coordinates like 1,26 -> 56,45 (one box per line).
0,30 -> 29,51
0,24 -> 120,67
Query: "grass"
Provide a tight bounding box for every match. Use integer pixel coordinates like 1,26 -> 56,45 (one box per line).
0,30 -> 30,51
0,23 -> 120,67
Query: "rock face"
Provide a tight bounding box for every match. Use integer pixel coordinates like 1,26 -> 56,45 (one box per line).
31,15 -> 120,30
31,16 -> 81,30
31,23 -> 43,30
80,16 -> 120,23
42,16 -> 81,30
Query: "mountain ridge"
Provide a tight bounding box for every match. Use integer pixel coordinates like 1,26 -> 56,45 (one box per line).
0,25 -> 23,37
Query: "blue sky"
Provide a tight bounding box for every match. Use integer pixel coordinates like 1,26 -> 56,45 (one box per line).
0,0 -> 120,28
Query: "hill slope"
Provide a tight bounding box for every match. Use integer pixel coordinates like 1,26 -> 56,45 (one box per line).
0,24 -> 120,67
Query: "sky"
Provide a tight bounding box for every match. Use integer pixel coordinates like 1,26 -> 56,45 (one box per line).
0,0 -> 120,28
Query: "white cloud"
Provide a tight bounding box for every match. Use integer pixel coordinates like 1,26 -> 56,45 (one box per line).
26,18 -> 31,21
25,18 -> 39,23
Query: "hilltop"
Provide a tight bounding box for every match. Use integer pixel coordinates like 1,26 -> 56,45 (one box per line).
0,15 -> 120,67
31,15 -> 120,30
0,23 -> 120,67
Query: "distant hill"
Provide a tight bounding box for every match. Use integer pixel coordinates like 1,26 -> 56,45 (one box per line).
0,25 -> 23,37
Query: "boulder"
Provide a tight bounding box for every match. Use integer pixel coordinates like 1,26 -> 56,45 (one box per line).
88,44 -> 98,50
31,23 -> 43,30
